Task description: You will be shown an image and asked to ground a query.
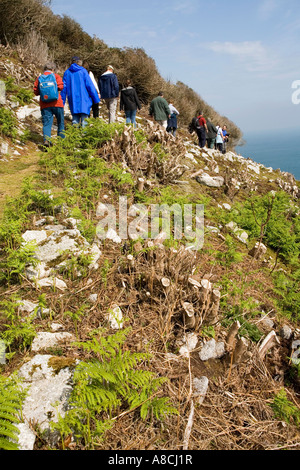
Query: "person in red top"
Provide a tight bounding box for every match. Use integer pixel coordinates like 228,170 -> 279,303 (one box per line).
34,63 -> 65,148
196,112 -> 208,148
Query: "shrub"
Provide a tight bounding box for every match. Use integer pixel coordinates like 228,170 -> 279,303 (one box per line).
0,107 -> 17,139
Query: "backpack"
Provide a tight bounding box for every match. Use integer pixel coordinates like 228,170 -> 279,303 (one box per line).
188,117 -> 200,133
38,73 -> 59,103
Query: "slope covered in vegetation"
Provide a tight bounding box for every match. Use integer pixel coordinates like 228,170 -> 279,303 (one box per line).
0,0 -> 242,146
0,7 -> 299,452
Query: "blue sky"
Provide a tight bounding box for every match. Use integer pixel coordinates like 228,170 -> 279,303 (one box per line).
50,0 -> 300,134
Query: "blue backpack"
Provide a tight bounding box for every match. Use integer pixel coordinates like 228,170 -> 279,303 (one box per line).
38,73 -> 59,103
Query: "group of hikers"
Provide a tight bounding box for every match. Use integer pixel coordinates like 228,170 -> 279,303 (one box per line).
34,56 -> 229,153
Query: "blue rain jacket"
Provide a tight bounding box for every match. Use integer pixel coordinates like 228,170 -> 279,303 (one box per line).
61,64 -> 100,115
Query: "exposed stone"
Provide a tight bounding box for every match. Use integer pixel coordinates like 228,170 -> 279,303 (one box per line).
88,293 -> 98,304
291,340 -> 300,365
193,376 -> 209,404
37,277 -> 68,291
280,325 -> 293,341
199,339 -> 225,361
178,333 -> 199,357
249,242 -> 267,259
31,332 -> 75,352
16,422 -> 36,451
17,104 -> 41,120
22,230 -> 48,245
196,173 -> 224,188
17,355 -> 77,448
107,305 -> 123,329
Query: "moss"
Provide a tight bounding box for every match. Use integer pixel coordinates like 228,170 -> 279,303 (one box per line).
48,356 -> 76,375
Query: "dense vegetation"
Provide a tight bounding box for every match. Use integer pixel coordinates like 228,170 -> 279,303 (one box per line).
0,1 -> 299,451
0,0 -> 242,144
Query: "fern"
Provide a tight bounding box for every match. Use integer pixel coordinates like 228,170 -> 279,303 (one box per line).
52,328 -> 178,448
271,388 -> 300,426
0,374 -> 26,450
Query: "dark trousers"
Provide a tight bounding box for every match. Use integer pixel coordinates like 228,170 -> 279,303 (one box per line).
92,103 -> 99,118
196,127 -> 206,148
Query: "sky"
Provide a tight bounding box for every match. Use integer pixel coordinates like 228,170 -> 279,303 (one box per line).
50,0 -> 300,135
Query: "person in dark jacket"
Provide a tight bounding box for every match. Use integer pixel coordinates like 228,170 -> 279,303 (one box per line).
196,112 -> 208,148
61,56 -> 100,128
120,79 -> 141,128
98,65 -> 119,123
34,62 -> 65,147
206,117 -> 218,149
149,92 -> 170,129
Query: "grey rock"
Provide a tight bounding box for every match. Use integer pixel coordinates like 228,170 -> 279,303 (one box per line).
196,173 -> 224,188
280,325 -> 293,340
16,422 -> 36,451
18,355 -> 76,447
37,277 -> 68,291
199,339 -> 225,361
193,376 -> 209,404
291,340 -> 300,365
88,293 -> 98,304
31,332 -> 75,352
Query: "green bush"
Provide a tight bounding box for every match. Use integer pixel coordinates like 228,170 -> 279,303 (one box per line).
232,192 -> 299,262
0,107 -> 17,139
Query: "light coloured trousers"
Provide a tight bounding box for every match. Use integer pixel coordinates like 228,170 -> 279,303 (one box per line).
104,98 -> 118,123
156,120 -> 168,129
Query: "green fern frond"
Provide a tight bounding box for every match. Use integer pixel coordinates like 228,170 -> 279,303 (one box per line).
0,436 -> 19,450
52,328 -> 178,449
0,374 -> 26,450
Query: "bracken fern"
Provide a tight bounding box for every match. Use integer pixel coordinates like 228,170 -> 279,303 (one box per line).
51,327 -> 178,449
0,374 -> 26,450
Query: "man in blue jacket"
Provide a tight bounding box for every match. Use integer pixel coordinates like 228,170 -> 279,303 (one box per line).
98,65 -> 119,123
61,57 -> 100,128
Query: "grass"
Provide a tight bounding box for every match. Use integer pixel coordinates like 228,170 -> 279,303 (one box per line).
0,150 -> 40,218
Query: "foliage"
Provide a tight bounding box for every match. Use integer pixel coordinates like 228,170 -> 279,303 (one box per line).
0,241 -> 38,285
0,107 -> 17,139
272,269 -> 300,323
0,374 -> 26,450
219,275 -> 264,343
14,87 -> 34,105
232,192 -> 300,262
271,389 -> 300,426
51,328 -> 178,449
215,235 -> 245,267
63,304 -> 87,338
0,297 -> 36,354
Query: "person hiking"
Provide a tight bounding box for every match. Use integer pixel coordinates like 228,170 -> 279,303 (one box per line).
82,61 -> 100,118
149,92 -> 171,129
222,125 -> 229,154
215,124 -> 224,152
120,79 -> 141,128
98,65 -> 119,123
33,62 -> 65,148
167,102 -> 180,137
196,111 -> 208,148
206,117 -> 218,149
60,56 -> 100,128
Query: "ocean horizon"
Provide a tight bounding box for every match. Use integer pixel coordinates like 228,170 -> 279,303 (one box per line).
235,127 -> 300,181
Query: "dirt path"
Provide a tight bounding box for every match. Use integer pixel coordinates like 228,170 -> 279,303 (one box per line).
0,144 -> 40,218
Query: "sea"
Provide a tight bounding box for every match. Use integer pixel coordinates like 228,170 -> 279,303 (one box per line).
235,128 -> 300,181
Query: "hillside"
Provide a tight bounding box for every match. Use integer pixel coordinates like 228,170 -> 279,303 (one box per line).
0,41 -> 300,451
0,0 -> 242,146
